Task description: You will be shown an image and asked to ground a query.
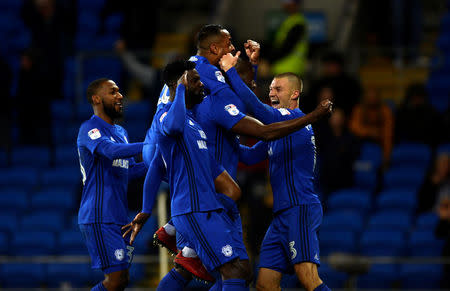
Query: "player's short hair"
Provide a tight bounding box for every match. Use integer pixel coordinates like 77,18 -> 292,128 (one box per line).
235,58 -> 253,77
86,78 -> 110,104
197,24 -> 224,50
274,72 -> 303,92
163,60 -> 196,86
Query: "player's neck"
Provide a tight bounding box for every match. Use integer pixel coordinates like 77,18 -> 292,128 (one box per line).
94,109 -> 114,125
197,51 -> 219,66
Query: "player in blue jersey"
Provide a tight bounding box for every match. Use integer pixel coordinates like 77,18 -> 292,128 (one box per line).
152,59 -> 253,290
220,52 -> 331,291
77,78 -> 147,291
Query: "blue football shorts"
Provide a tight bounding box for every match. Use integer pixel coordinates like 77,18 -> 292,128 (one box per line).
259,204 -> 323,274
79,223 -> 134,274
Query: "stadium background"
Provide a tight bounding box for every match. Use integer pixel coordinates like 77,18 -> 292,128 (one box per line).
0,0 -> 449,289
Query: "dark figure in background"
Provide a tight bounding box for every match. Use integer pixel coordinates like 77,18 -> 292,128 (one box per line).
418,153 -> 450,213
435,187 -> 450,288
0,57 -> 13,155
396,83 -> 443,146
319,108 -> 360,195
21,0 -> 76,99
302,51 -> 362,117
349,88 -> 394,168
16,49 -> 52,145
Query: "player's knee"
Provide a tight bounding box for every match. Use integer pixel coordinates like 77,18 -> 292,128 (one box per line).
220,258 -> 251,280
295,262 -> 322,291
256,276 -> 279,291
105,270 -> 129,291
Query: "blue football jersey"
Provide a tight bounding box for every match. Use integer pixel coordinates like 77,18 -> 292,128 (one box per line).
189,55 -> 247,178
267,108 -> 320,213
77,115 -> 136,224
143,85 -> 170,167
155,103 -> 223,216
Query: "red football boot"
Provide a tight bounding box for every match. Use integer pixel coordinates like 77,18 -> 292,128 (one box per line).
153,226 -> 177,255
174,251 -> 215,283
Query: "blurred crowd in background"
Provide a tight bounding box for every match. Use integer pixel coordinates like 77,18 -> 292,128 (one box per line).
0,0 -> 450,288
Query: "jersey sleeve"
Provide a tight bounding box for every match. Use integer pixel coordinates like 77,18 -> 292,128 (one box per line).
209,151 -> 225,179
158,84 -> 186,136
225,67 -> 277,124
78,123 -> 114,154
197,63 -> 230,96
239,141 -> 268,165
142,151 -> 166,214
210,88 -> 247,130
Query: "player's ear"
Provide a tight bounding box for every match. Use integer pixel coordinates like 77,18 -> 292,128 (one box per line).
291,90 -> 300,101
210,43 -> 219,55
92,94 -> 102,105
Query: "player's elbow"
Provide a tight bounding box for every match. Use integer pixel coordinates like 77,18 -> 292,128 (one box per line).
259,127 -> 278,142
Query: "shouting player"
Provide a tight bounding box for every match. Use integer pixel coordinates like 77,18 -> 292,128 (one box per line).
77,79 -> 147,291
220,52 -> 331,291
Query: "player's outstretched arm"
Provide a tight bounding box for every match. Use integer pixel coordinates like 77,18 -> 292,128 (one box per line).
239,141 -> 268,166
220,52 -> 275,124
122,152 -> 165,244
128,160 -> 147,180
95,140 -> 144,160
231,100 -> 332,142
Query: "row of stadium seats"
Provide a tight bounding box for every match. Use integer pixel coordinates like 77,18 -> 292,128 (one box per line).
0,263 -> 145,288
0,167 -> 79,190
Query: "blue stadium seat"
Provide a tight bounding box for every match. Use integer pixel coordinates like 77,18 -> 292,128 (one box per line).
0,148 -> 7,167
326,189 -> 371,213
357,264 -> 398,288
390,143 -> 431,168
0,264 -> 46,287
12,231 -> 56,255
84,57 -> 122,81
0,213 -> 18,233
47,263 -> 91,287
367,211 -> 412,232
20,211 -> 65,232
76,103 -> 94,121
408,230 -> 445,257
105,13 -> 124,33
383,167 -> 425,192
125,120 -> 149,142
0,167 -> 39,189
360,230 -> 406,256
129,263 -> 146,284
51,100 -> 74,121
353,167 -> 377,191
318,264 -> 348,288
40,166 -> 80,187
0,232 -> 8,255
416,212 -> 439,230
11,146 -> 51,167
356,142 -> 382,169
321,211 -> 364,233
55,145 -> 79,166
319,230 -> 357,256
52,123 -> 79,145
57,230 -> 87,255
376,190 -> 416,213
0,189 -> 28,212
77,12 -> 100,35
400,264 -> 442,289
437,143 -> 450,155
30,188 -> 76,212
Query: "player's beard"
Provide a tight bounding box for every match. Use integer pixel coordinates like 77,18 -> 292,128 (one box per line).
187,91 -> 204,105
103,102 -> 123,120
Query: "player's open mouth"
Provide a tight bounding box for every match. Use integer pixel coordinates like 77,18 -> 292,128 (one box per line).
115,102 -> 123,110
271,99 -> 280,106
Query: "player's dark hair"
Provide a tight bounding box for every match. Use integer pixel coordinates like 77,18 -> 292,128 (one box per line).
86,78 -> 110,104
275,72 -> 303,91
235,58 -> 253,77
197,24 -> 224,50
163,60 -> 196,86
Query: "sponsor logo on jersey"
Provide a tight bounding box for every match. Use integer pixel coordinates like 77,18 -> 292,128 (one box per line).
88,128 -> 101,140
115,249 -> 125,261
278,108 -> 291,115
197,140 -> 208,149
199,130 -> 207,139
224,104 -> 239,116
215,71 -> 226,83
160,112 -> 168,122
222,245 -> 233,257
112,159 -> 129,169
